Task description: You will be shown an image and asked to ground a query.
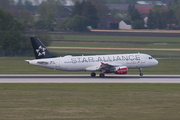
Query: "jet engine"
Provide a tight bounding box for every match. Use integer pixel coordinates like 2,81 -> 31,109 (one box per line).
114,66 -> 128,74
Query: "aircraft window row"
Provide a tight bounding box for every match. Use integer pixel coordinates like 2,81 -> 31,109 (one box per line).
149,57 -> 153,59
64,58 -> 141,64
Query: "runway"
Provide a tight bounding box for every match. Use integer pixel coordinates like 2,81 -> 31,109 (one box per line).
0,74 -> 180,83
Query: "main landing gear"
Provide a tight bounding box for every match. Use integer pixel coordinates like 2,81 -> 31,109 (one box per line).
91,72 -> 105,77
91,72 -> 96,77
99,73 -> 105,78
139,68 -> 143,76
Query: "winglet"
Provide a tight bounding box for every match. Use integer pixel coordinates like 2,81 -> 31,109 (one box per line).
101,62 -> 104,66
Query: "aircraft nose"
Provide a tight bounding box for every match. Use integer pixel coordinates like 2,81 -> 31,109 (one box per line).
154,59 -> 158,65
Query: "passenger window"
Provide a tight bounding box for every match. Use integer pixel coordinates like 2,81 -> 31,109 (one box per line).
149,57 -> 153,59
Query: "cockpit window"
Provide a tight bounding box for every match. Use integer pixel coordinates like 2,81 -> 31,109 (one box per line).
149,57 -> 153,59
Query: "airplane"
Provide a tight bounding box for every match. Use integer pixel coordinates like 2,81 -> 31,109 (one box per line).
25,37 -> 158,77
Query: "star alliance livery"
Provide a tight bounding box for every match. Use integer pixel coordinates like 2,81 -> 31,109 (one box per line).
26,37 -> 158,77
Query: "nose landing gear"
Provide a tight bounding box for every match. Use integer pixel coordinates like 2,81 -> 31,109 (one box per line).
139,68 -> 143,76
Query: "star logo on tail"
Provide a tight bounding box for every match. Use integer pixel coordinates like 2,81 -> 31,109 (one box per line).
36,46 -> 46,56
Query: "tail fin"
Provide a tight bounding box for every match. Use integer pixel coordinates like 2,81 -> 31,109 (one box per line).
30,37 -> 55,59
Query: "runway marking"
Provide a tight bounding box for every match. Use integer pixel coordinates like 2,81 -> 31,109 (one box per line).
0,75 -> 180,83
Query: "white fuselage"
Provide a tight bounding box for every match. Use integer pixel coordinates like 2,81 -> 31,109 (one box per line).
28,53 -> 158,72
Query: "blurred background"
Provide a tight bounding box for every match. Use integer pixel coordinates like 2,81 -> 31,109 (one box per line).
0,0 -> 180,58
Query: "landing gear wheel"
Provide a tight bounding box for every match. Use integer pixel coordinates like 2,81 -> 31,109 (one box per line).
140,73 -> 143,76
139,68 -> 143,76
99,73 -> 105,78
91,72 -> 96,77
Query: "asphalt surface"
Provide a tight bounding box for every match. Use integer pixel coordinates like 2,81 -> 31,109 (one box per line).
0,74 -> 180,83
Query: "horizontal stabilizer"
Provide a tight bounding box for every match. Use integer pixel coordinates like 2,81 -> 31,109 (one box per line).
25,60 -> 31,62
37,61 -> 48,65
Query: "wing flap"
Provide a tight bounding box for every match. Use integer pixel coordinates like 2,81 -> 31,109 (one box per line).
86,62 -> 124,72
99,62 -> 123,70
86,66 -> 100,71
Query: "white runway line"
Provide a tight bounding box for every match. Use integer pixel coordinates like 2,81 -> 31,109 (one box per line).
0,74 -> 180,83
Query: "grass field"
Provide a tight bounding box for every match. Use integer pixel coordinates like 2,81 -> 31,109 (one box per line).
0,57 -> 180,74
51,35 -> 180,43
49,48 -> 180,57
50,35 -> 180,49
50,43 -> 180,49
47,35 -> 180,57
0,83 -> 180,120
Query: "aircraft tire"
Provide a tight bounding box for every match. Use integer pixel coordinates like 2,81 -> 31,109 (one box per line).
99,73 -> 105,78
91,73 -> 96,77
140,73 -> 143,76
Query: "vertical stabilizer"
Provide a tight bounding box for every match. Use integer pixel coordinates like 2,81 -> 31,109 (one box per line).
30,37 -> 54,59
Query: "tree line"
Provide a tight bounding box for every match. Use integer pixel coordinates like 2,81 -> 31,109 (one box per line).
0,3 -> 50,51
147,4 -> 179,29
0,0 -> 107,51
0,7 -> 50,51
0,0 -> 180,51
0,0 -> 109,31
58,0 -> 108,32
111,1 -> 180,29
1,0 -> 179,31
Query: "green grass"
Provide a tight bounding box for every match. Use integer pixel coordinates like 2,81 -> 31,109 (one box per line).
50,43 -> 180,49
51,35 -> 180,43
0,57 -> 179,74
0,83 -> 180,120
0,57 -> 84,74
50,35 -> 180,48
49,49 -> 180,58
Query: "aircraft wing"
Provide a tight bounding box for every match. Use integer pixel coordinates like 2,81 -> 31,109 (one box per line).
86,62 -> 123,71
98,62 -> 123,70
99,62 -> 114,70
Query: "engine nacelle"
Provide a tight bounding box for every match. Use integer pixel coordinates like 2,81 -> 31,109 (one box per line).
114,66 -> 128,74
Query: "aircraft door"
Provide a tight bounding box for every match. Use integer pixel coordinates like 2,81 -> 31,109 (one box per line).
141,56 -> 145,63
50,59 -> 60,70
55,59 -> 60,68
139,55 -> 145,67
